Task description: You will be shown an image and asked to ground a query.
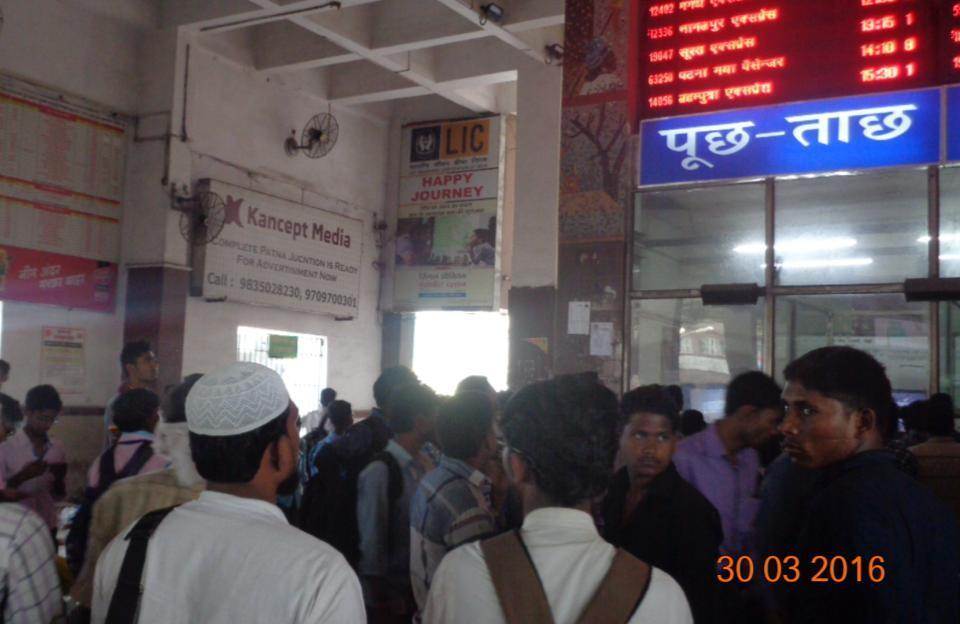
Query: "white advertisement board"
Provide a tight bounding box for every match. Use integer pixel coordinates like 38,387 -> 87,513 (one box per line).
200,180 -> 363,318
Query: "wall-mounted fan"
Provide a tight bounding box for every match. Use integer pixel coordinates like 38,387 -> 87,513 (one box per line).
284,113 -> 339,159
174,190 -> 227,245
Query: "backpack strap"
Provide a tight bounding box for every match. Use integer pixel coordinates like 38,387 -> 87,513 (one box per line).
116,442 -> 155,481
480,531 -> 555,624
96,444 -> 119,495
104,506 -> 177,624
576,549 -> 652,624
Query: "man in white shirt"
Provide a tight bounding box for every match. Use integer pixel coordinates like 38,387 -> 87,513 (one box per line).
423,373 -> 693,624
92,362 -> 364,624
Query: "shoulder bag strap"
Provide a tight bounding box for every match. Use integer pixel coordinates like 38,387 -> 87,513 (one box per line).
117,442 -> 155,480
104,506 -> 177,624
480,531 -> 556,624
576,549 -> 652,624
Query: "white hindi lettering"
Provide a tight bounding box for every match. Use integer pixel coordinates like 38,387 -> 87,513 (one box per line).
659,122 -> 755,170
785,104 -> 917,147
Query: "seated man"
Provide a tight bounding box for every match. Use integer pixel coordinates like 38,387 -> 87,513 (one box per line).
410,391 -> 499,613
602,385 -> 723,624
423,373 -> 692,624
781,346 -> 959,624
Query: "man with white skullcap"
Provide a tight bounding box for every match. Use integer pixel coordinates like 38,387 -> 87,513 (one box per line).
91,362 -> 365,623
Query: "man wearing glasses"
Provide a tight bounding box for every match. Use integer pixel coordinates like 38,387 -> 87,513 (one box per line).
0,385 -> 67,530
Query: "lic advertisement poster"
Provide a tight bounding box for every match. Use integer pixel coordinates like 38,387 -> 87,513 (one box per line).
395,116 -> 505,310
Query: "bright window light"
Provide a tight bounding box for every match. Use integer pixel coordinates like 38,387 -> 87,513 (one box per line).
734,237 -> 858,255
918,234 -> 960,243
764,257 -> 874,270
236,326 -> 327,436
413,311 -> 509,396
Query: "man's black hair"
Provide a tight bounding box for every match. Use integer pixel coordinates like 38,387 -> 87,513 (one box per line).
0,360 -> 10,377
725,371 -> 782,417
373,366 -> 418,408
900,400 -> 928,435
161,374 -> 203,424
120,340 -> 152,374
320,388 -> 337,407
501,373 -> 619,507
0,394 -> 22,428
328,400 -> 353,432
386,383 -> 437,434
455,375 -> 495,398
783,346 -> 895,436
25,385 -> 62,413
620,385 -> 680,431
472,229 -> 492,244
113,388 -> 160,433
927,393 -> 956,437
190,406 -> 291,483
437,392 -> 495,461
666,384 -> 684,411
680,409 -> 707,436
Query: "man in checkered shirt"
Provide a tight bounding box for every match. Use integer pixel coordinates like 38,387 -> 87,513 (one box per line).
0,503 -> 62,623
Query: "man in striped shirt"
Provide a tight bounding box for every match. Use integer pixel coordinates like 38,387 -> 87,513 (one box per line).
409,392 -> 499,615
0,503 -> 62,623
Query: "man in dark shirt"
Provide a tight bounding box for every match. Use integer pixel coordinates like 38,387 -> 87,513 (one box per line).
780,346 -> 958,624
602,385 -> 723,624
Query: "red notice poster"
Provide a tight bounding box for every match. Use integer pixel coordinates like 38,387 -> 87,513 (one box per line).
0,245 -> 117,313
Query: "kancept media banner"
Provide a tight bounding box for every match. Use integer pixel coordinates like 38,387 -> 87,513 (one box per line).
200,180 -> 363,318
0,244 -> 117,312
395,116 -> 504,310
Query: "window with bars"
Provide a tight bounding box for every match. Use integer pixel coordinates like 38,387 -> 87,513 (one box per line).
236,326 -> 327,427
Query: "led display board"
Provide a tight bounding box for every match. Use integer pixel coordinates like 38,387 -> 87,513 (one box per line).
639,0 -> 955,120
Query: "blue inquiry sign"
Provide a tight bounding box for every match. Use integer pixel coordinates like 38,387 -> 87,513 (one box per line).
640,89 -> 942,186
948,87 -> 960,163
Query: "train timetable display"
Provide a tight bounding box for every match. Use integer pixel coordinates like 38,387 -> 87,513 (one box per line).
639,0 -> 943,119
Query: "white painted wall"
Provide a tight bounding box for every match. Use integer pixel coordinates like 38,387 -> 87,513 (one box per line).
513,63 -> 561,288
176,46 -> 389,409
0,1 -> 156,407
0,0 -> 157,114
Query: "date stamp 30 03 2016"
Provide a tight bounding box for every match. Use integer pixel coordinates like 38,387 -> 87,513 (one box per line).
717,555 -> 887,585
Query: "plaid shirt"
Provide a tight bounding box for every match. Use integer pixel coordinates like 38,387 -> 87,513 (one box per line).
0,503 -> 62,624
409,457 -> 497,613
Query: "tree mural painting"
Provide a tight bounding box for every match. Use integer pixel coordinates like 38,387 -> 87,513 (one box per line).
562,101 -> 629,203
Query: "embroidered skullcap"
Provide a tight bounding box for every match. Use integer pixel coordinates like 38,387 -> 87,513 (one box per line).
186,362 -> 290,436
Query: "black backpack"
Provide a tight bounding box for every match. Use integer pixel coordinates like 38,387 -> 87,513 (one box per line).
66,441 -> 155,575
297,416 -> 402,568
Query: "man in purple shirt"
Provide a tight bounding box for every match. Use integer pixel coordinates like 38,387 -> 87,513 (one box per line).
673,371 -> 782,559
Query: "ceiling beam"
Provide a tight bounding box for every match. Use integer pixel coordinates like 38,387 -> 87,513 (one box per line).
255,9 -> 562,74
329,70 -> 516,105
245,0 -> 494,112
428,0 -> 551,63
183,0 -> 383,33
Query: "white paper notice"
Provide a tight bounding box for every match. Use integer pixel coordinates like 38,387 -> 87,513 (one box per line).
568,301 -> 591,335
589,322 -> 614,357
40,326 -> 86,399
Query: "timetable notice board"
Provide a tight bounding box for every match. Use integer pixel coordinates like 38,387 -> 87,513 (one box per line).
0,77 -> 125,312
639,0 -> 960,120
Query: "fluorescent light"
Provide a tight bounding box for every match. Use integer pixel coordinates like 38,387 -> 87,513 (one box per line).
919,234 -> 960,243
734,237 -> 858,255
940,254 -> 960,260
764,257 -> 874,270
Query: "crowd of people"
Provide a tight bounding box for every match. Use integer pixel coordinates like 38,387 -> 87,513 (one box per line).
0,342 -> 955,622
